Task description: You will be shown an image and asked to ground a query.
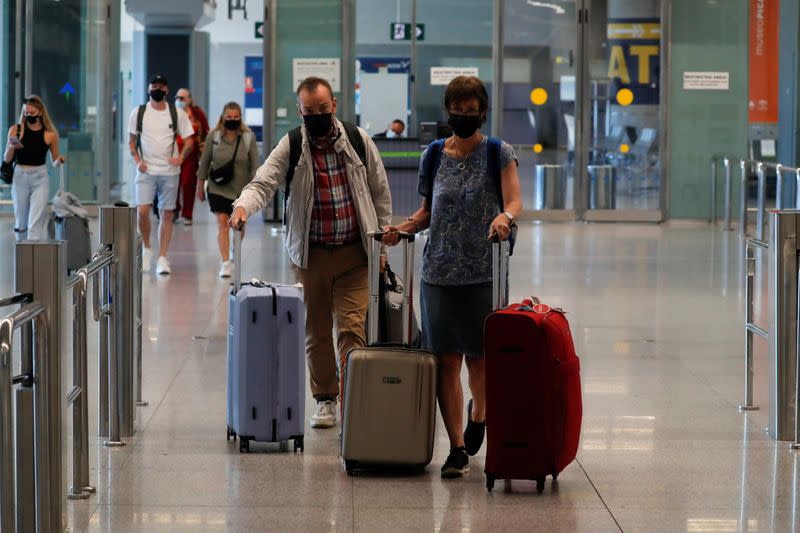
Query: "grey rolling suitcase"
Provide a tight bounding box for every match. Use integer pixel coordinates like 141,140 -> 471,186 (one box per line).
341,231 -> 436,475
48,163 -> 91,273
225,231 -> 306,453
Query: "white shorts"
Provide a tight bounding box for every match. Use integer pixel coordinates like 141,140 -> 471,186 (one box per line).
135,172 -> 179,211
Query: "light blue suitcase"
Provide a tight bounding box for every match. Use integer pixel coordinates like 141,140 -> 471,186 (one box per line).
226,232 -> 306,453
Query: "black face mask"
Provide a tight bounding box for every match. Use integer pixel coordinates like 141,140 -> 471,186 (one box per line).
224,119 -> 241,131
303,113 -> 334,138
150,89 -> 166,102
25,115 -> 39,125
448,113 -> 482,139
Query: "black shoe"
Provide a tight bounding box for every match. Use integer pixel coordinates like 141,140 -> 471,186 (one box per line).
441,447 -> 470,478
464,399 -> 486,456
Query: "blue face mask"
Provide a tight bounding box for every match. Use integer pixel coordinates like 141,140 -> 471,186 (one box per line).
385,129 -> 398,139
175,100 -> 187,110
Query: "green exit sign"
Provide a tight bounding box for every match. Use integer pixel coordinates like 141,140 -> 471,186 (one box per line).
255,21 -> 264,39
390,22 -> 425,41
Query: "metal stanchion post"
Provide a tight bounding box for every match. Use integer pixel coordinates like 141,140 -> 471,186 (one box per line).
723,157 -> 732,231
31,304 -> 54,532
14,320 -> 35,530
0,317 -> 14,533
16,241 -> 67,531
99,204 -> 138,437
68,270 -> 95,499
757,163 -> 767,241
741,240 -> 765,411
710,156 -> 719,223
739,161 -> 749,238
796,169 -> 800,209
104,258 -> 125,448
768,211 -> 800,441
793,260 -> 800,450
95,264 -> 109,437
135,235 -> 147,407
776,164 -> 784,210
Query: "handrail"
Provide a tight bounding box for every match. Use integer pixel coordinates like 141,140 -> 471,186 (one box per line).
0,301 -> 51,533
710,155 -> 800,239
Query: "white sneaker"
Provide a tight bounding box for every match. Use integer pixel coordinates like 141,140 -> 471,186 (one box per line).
141,247 -> 152,273
219,260 -> 232,278
155,256 -> 171,276
310,400 -> 336,428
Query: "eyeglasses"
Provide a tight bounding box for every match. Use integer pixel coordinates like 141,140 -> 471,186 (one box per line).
176,96 -> 186,101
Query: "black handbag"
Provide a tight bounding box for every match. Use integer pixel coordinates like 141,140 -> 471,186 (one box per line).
1,124 -> 20,185
209,133 -> 241,186
0,160 -> 13,185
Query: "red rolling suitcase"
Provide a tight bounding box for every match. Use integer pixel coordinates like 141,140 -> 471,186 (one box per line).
483,239 -> 582,493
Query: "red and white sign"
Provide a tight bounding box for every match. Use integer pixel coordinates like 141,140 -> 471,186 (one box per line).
532,304 -> 551,314
749,0 -> 779,123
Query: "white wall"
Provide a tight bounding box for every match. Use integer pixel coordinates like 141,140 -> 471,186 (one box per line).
121,1 -> 264,131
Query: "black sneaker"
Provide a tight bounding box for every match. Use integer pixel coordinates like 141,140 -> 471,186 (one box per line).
441,447 -> 470,478
464,399 -> 486,456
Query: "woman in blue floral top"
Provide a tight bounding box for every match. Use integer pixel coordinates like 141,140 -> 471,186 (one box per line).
384,76 -> 522,478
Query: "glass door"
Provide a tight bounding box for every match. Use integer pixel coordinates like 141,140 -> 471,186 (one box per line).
579,0 -> 666,221
503,0 -> 581,221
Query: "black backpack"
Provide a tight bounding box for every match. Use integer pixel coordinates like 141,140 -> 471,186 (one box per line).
283,121 -> 367,221
135,102 -> 179,159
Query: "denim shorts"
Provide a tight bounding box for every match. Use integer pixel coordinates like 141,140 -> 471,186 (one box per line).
135,172 -> 179,211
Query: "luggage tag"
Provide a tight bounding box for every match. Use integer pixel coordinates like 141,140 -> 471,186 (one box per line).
517,296 -> 565,315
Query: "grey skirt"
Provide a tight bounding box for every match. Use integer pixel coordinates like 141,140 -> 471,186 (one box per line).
420,280 -> 493,359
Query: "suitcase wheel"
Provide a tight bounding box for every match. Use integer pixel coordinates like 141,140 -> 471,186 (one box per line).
226,427 -> 236,441
345,460 -> 357,476
293,437 -> 304,453
239,438 -> 250,453
486,475 -> 495,492
552,473 -> 558,481
536,477 -> 545,494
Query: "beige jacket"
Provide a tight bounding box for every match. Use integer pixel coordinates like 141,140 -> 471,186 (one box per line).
232,118 -> 392,268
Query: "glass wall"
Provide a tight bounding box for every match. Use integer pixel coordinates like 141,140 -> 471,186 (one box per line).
582,0 -> 663,218
501,0 -> 665,220
275,1 -> 343,142
356,0 -> 493,216
503,0 -> 579,215
0,0 -> 119,212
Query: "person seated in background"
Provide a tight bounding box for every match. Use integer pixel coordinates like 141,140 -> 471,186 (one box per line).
373,119 -> 405,139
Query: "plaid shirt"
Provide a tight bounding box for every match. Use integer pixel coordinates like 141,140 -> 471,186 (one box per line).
309,140 -> 359,244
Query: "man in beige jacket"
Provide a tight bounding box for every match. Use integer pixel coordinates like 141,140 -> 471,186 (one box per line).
230,77 -> 392,429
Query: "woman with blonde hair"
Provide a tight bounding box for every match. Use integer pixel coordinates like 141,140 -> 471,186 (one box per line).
197,101 -> 260,277
3,95 -> 65,240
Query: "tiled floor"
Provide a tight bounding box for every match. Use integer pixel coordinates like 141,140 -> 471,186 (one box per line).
1,211 -> 797,532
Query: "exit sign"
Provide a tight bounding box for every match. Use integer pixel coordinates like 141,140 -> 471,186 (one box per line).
390,22 -> 425,41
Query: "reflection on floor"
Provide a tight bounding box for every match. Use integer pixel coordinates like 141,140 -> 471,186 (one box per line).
0,211 -> 796,532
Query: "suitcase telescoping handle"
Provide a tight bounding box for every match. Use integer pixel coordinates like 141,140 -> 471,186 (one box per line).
368,230 -> 415,346
54,159 -> 65,192
491,235 -> 510,311
233,223 -> 243,294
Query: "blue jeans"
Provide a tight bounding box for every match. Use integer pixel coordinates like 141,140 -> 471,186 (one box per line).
11,165 -> 50,240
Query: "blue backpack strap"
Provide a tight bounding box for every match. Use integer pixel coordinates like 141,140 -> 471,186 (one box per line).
486,136 -> 503,211
420,139 -> 445,206
487,136 -> 517,254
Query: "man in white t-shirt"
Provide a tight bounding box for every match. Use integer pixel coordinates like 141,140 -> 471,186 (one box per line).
128,74 -> 195,275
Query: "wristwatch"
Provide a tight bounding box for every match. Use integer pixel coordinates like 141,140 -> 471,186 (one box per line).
502,211 -> 515,224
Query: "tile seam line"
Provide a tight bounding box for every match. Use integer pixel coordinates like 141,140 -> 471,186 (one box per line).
576,458 -> 624,532
117,345 -> 198,468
